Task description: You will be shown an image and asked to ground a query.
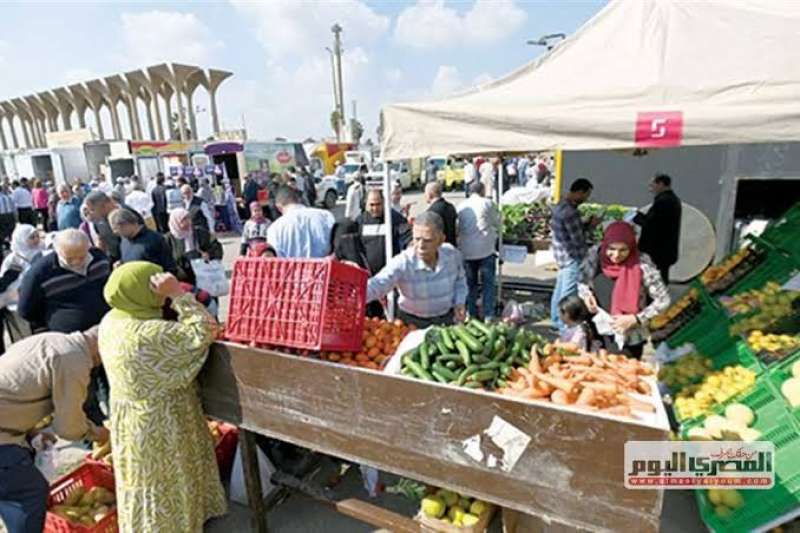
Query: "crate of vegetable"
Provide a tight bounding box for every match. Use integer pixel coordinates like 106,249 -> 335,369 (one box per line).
44,463 -> 117,533
500,202 -> 551,244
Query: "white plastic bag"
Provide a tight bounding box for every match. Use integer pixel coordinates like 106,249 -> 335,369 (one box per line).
229,445 -> 277,505
190,259 -> 229,297
31,434 -> 56,480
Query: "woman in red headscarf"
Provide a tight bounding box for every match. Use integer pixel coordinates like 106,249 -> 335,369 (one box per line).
577,221 -> 671,358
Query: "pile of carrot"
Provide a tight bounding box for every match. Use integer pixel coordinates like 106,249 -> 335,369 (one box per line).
497,342 -> 656,419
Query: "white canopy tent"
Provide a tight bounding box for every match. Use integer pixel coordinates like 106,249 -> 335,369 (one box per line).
380,0 -> 800,160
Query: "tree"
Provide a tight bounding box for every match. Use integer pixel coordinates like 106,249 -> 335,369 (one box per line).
350,118 -> 364,144
330,110 -> 342,138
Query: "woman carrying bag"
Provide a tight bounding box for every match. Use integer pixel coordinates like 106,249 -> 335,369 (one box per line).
166,208 -> 223,285
578,221 -> 671,359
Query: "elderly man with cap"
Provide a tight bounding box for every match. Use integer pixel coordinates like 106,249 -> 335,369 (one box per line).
367,211 -> 467,328
0,327 -> 109,533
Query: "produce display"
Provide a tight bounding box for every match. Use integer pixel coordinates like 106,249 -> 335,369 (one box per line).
399,320 -> 545,391
684,403 -> 761,442
501,202 -> 551,244
673,366 -> 757,420
497,343 -> 655,419
419,487 -> 492,529
578,203 -> 630,242
701,247 -> 765,294
729,290 -> 800,337
657,352 -> 712,391
90,439 -> 113,467
208,419 -> 225,445
747,331 -> 800,363
706,489 -> 745,520
779,361 -> 800,407
649,289 -> 700,339
719,282 -> 786,316
50,486 -> 116,527
240,318 -> 414,370
319,318 -> 413,369
499,201 -> 630,246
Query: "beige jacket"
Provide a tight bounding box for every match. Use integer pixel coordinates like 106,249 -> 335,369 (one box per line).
0,332 -> 95,448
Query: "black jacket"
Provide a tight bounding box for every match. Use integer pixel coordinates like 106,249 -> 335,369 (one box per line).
151,184 -> 167,214
18,249 -> 111,333
243,179 -> 259,206
428,197 -> 458,246
356,210 -> 412,274
634,189 -> 682,267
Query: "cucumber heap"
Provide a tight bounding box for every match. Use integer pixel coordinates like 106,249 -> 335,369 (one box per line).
400,319 -> 546,391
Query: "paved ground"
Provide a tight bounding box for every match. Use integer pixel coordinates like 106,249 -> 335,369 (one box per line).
37,189 -> 713,533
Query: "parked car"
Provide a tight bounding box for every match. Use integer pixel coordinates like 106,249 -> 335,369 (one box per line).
315,175 -> 343,209
437,158 -> 466,190
367,161 -> 418,190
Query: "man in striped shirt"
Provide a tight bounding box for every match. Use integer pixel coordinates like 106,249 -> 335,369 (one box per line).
366,211 -> 467,328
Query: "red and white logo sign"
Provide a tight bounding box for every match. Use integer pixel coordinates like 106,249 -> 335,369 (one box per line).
635,111 -> 684,148
276,150 -> 292,164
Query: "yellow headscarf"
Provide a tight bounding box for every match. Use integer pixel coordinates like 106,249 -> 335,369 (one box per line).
104,261 -> 164,320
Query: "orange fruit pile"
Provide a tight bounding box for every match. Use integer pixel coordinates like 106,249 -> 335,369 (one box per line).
320,318 -> 415,369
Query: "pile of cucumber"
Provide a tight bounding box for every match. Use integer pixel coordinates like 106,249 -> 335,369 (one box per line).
400,319 -> 546,391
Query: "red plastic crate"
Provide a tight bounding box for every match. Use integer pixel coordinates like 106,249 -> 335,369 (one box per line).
212,422 -> 239,482
225,257 -> 368,352
44,463 -> 117,533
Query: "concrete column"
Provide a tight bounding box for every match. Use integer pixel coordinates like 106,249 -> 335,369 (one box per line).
174,89 -> 186,141
20,118 -> 32,148
0,116 -> 8,151
209,88 -> 221,135
92,107 -> 105,139
108,102 -> 122,139
142,93 -> 156,140
125,98 -> 138,139
151,95 -> 164,140
186,91 -> 197,140
164,95 -> 173,139
1,105 -> 20,149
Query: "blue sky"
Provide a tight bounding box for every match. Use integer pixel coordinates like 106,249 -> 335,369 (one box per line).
0,0 -> 607,142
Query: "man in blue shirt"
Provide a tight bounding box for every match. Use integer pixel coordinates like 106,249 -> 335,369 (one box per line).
266,186 -> 335,258
56,184 -> 82,230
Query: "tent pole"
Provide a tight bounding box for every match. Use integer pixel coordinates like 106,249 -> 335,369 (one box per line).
553,149 -> 563,202
496,160 -> 504,319
383,158 -> 395,320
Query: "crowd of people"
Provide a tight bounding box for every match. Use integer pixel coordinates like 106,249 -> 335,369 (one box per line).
0,160 -> 681,533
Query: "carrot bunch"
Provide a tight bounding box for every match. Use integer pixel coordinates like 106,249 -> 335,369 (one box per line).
319,318 -> 415,370
497,342 -> 656,419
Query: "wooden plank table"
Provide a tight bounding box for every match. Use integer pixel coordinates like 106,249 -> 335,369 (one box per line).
200,342 -> 668,532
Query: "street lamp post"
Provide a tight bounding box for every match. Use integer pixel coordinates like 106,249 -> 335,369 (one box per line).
526,33 -> 567,51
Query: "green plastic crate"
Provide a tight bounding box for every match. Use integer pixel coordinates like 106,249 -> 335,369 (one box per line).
761,204 -> 800,261
724,239 -> 800,297
692,382 -> 800,532
667,306 -> 732,351
766,352 -> 800,424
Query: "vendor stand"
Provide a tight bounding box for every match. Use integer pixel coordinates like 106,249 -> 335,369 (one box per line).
200,341 -> 668,532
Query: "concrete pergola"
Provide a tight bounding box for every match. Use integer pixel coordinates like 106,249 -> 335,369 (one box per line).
0,63 -> 232,148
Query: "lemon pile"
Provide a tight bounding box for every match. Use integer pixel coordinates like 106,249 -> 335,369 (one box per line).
674,366 -> 756,420
420,488 -> 488,527
748,330 -> 800,354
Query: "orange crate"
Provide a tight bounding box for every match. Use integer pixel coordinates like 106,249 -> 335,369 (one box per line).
44,463 -> 117,533
225,257 -> 368,352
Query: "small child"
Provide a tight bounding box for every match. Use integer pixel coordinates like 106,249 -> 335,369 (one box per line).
240,201 -> 271,256
558,294 -> 596,352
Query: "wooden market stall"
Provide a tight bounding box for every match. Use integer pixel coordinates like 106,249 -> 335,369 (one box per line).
200,342 -> 668,532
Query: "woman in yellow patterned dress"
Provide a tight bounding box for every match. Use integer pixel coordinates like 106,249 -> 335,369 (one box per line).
98,261 -> 226,532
